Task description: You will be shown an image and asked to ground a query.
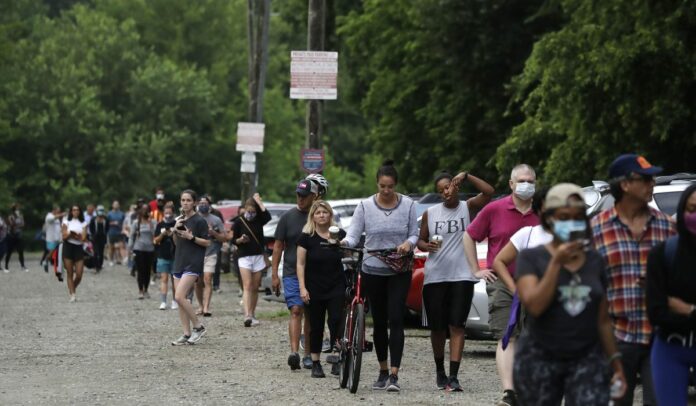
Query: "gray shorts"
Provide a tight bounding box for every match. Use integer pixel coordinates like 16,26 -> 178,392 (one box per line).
487,279 -> 525,340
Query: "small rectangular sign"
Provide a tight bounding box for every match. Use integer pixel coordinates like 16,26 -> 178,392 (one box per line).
290,51 -> 338,100
240,162 -> 256,173
236,122 -> 265,152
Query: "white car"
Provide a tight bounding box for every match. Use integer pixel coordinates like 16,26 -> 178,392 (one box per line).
327,198 -> 366,229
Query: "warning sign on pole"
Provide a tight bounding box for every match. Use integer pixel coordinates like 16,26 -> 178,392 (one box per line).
290,51 -> 338,100
236,122 -> 265,153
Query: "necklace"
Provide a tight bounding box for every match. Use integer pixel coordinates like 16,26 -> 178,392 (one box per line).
376,195 -> 398,216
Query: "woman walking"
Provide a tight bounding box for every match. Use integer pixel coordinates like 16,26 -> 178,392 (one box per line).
647,183 -> 696,406
154,203 -> 177,310
62,205 -> 88,302
297,200 -> 347,378
89,205 -> 109,272
233,193 -> 271,327
513,184 -> 625,405
342,160 -> 419,392
129,205 -> 157,299
5,203 -> 27,272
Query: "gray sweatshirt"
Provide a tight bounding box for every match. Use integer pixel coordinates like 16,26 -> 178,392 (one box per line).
344,194 -> 418,275
129,219 -> 157,252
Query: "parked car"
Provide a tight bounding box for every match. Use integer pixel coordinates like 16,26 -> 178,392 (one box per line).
583,173 -> 696,217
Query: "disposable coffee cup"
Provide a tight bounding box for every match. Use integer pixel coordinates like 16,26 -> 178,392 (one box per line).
430,234 -> 443,248
329,226 -> 340,241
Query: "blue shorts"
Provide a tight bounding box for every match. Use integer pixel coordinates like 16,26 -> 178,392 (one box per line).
172,265 -> 200,280
156,258 -> 173,274
283,276 -> 304,309
46,241 -> 60,251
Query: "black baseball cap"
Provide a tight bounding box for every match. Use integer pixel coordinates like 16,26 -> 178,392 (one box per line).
296,179 -> 318,197
609,154 -> 663,179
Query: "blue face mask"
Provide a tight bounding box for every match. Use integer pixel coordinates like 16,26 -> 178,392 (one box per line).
552,220 -> 587,242
198,205 -> 210,214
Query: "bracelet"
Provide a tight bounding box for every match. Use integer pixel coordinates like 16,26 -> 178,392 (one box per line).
608,352 -> 622,363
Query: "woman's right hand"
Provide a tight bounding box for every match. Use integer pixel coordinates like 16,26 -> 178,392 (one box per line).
237,234 -> 249,244
300,287 -> 310,304
552,241 -> 583,266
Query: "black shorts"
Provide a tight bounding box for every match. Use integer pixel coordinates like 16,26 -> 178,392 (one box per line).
62,242 -> 84,262
422,280 -> 475,330
108,234 -> 124,244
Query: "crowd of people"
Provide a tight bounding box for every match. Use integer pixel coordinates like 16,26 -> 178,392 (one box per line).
1,153 -> 695,405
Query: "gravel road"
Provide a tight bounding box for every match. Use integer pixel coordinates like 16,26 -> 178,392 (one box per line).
1,253 -> 512,405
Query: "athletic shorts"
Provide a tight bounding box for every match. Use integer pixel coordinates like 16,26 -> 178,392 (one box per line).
62,242 -> 84,261
172,265 -> 200,280
422,281 -> 475,330
108,234 -> 124,244
203,254 -> 218,274
487,278 -> 516,339
283,275 -> 304,309
238,254 -> 267,272
156,258 -> 173,274
46,241 -> 60,251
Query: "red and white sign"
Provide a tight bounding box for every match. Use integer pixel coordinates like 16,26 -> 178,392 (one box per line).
290,51 -> 338,100
236,122 -> 265,153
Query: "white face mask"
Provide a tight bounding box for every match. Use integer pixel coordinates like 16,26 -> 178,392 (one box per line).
514,181 -> 535,200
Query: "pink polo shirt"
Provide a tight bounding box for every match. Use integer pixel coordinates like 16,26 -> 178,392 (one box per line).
466,195 -> 540,275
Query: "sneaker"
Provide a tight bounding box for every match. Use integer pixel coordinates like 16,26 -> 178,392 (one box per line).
244,318 -> 252,327
138,293 -> 144,300
171,334 -> 190,346
109,261 -> 114,267
250,317 -> 260,327
23,268 -> 29,272
171,301 -> 179,310
321,338 -> 331,353
43,263 -> 49,273
288,352 -> 301,370
187,326 -> 206,344
446,376 -> 463,392
69,294 -> 76,303
372,371 -> 390,390
144,291 -> 150,299
436,370 -> 448,390
331,362 -> 340,376
302,355 -> 313,369
311,362 -> 326,378
386,374 -> 400,392
497,390 -> 517,406
2,268 -> 9,273
57,273 -> 63,282
159,302 -> 167,310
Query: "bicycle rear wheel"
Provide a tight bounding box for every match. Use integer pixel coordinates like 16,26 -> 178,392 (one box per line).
338,305 -> 351,388
348,303 -> 364,394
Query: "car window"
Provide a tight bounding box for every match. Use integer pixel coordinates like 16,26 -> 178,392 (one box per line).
654,191 -> 683,216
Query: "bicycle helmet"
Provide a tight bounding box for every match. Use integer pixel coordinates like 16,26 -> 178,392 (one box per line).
305,173 -> 329,196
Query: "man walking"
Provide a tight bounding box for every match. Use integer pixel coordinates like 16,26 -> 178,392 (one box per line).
107,201 -> 126,266
43,206 -> 64,273
463,164 -> 540,406
591,154 -> 675,406
272,180 -> 319,370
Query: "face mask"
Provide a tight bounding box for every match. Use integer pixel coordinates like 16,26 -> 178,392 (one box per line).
514,181 -> 535,200
553,220 -> 587,242
156,194 -> 164,200
198,205 -> 210,214
685,212 -> 696,236
244,212 -> 256,221
164,214 -> 174,222
97,210 -> 105,216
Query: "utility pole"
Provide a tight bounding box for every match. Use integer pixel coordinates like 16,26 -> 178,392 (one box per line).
306,0 -> 325,149
243,0 -> 270,201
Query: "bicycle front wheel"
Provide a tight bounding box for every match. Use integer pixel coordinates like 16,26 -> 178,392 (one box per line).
348,303 -> 364,394
338,305 -> 351,389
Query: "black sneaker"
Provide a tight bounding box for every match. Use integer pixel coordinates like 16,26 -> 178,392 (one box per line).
302,355 -> 313,369
244,318 -> 252,327
436,370 -> 448,390
497,390 -> 517,406
446,376 -> 463,392
311,362 -> 326,378
372,371 -> 389,390
386,374 -> 400,392
288,352 -> 301,370
331,362 -> 340,376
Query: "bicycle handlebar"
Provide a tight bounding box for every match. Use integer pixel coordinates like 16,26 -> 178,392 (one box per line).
319,242 -> 399,255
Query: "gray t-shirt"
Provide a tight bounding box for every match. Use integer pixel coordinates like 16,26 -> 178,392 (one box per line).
129,219 -> 157,252
423,202 -> 476,284
344,194 -> 419,276
516,246 -> 607,358
201,213 -> 224,257
173,213 -> 209,274
274,207 -> 308,278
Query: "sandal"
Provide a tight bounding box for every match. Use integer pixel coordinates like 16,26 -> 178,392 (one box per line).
203,312 -> 212,317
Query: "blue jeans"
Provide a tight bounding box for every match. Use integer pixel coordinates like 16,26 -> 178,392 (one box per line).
651,334 -> 696,406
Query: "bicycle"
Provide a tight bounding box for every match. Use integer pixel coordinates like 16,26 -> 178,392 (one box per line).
322,244 -> 407,393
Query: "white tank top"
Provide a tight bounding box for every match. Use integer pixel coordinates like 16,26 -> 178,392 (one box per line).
424,201 -> 476,284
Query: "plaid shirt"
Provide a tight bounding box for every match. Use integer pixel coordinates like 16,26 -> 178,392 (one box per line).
591,207 -> 675,345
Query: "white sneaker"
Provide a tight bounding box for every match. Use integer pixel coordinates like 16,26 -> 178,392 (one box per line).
171,301 -> 179,310
2,268 -> 9,273
187,326 -> 206,344
109,261 -> 114,267
159,302 -> 167,310
250,317 -> 260,327
69,294 -> 76,303
23,268 -> 29,272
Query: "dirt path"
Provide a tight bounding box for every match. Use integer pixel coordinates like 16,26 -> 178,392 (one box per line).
1,253 -> 504,405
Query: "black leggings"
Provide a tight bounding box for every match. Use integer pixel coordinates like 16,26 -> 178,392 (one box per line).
5,233 -> 25,269
134,250 -> 154,292
361,271 -> 412,369
307,294 -> 344,354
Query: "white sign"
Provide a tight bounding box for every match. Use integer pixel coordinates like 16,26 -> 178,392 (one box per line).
240,162 -> 256,173
236,122 -> 265,152
241,152 -> 256,163
290,51 -> 338,100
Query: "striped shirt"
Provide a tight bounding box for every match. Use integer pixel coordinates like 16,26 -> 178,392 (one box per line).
591,207 -> 675,345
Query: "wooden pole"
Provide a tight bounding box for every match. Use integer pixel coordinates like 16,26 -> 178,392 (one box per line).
306,0 -> 325,149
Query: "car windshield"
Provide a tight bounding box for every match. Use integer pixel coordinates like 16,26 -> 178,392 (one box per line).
654,191 -> 683,216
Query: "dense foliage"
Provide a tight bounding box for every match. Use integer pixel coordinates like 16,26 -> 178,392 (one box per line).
1,0 -> 693,226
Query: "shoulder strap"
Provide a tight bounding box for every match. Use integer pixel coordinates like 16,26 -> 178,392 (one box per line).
524,227 -> 534,249
239,217 -> 262,246
663,235 -> 679,271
